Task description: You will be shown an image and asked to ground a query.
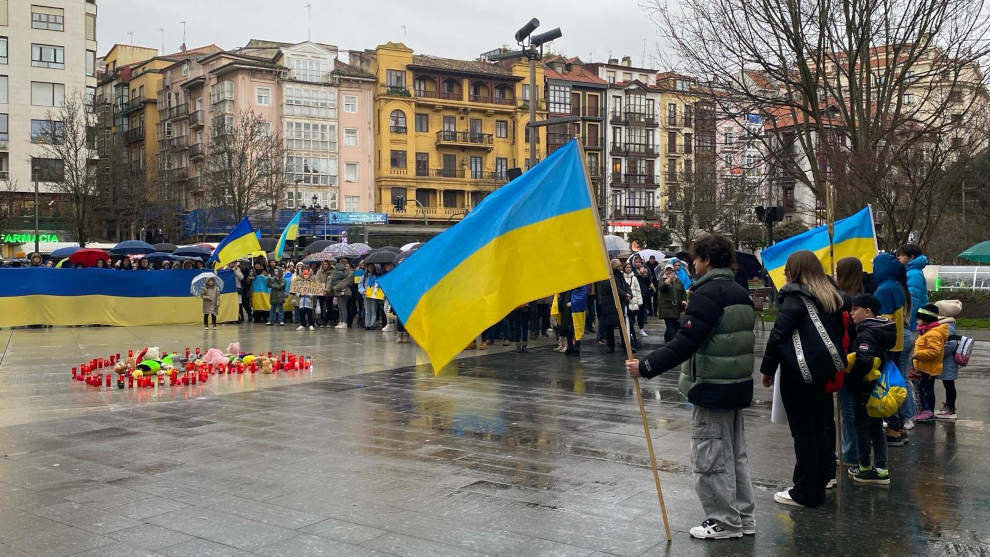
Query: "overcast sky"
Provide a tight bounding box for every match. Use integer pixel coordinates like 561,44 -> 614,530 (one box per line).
97,0 -> 668,68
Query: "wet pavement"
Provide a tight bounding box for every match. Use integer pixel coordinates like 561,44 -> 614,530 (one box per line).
1,323 -> 989,556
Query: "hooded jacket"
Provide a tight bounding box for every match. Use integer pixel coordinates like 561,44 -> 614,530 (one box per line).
913,322 -> 948,376
639,267 -> 756,409
905,255 -> 929,330
847,316 -> 897,394
872,253 -> 907,352
669,258 -> 693,291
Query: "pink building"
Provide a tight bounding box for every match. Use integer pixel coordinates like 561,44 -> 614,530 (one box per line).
334,60 -> 376,213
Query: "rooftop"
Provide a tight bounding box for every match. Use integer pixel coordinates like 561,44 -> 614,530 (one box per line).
410,54 -> 514,78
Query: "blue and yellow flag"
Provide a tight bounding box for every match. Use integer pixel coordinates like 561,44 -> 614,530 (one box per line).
379,139 -> 610,371
275,211 -> 301,261
760,206 -> 877,288
209,217 -> 262,269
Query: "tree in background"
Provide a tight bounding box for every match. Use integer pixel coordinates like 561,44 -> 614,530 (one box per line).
735,223 -> 766,250
205,111 -> 280,223
37,93 -> 97,247
774,221 -> 810,242
255,128 -> 287,237
628,224 -> 672,251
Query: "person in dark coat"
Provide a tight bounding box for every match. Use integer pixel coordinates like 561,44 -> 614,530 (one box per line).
596,259 -> 632,354
656,264 -> 686,342
760,250 -> 845,509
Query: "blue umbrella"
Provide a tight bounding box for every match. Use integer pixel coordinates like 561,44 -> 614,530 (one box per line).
173,245 -> 213,260
50,246 -> 80,259
111,240 -> 156,255
144,252 -> 175,263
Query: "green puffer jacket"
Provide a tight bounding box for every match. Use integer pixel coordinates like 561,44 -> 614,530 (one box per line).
638,267 -> 756,409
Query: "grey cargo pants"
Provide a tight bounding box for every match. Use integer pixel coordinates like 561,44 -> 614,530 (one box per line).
691,406 -> 756,532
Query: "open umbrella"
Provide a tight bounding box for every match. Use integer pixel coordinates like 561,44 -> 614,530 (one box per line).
400,242 -> 422,252
173,245 -> 213,260
348,242 -> 372,256
144,252 -> 175,264
631,249 -> 665,263
396,243 -> 421,264
363,248 -> 398,265
322,243 -> 357,258
50,246 -> 80,259
302,252 -> 337,263
258,237 -> 277,252
153,242 -> 178,253
69,248 -> 110,267
304,239 -> 335,255
604,235 -> 629,254
196,243 -> 216,250
958,240 -> 990,263
190,272 -> 223,295
111,240 -> 156,256
735,252 -> 763,279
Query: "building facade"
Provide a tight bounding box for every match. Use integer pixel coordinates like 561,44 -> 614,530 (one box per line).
0,0 -> 97,255
350,42 -> 545,224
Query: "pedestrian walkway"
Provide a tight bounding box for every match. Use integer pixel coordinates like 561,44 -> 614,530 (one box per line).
0,324 -> 988,555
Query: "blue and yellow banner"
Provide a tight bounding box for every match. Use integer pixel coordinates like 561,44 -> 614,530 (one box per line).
760,206 -> 877,288
0,269 -> 238,327
275,211 -> 301,262
209,217 -> 262,269
379,139 -> 610,371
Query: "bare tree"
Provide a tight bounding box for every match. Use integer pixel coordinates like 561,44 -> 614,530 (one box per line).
37,93 -> 98,247
645,0 -> 990,249
0,174 -> 17,238
205,110 -> 279,223
255,128 -> 287,236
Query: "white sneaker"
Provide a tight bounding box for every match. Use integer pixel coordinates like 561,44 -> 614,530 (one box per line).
204,326 -> 209,330
826,478 -> 837,489
335,323 -> 347,329
296,325 -> 304,331
904,418 -> 915,430
689,519 -> 742,540
265,322 -> 272,326
382,324 -> 394,332
774,489 -> 803,507
309,325 -> 316,331
213,325 -> 217,330
640,329 -> 649,337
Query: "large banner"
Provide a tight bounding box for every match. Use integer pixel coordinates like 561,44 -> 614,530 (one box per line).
0,269 -> 238,327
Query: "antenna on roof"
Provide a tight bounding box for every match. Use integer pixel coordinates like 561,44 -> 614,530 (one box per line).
157,27 -> 165,54
127,31 -> 133,44
180,20 -> 187,52
401,25 -> 407,43
642,38 -> 647,67
305,3 -> 312,41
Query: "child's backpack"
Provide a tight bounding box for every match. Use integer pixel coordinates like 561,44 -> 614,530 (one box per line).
954,335 -> 974,367
867,360 -> 908,418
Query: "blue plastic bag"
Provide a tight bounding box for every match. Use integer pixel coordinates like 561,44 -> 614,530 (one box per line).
867,360 -> 908,418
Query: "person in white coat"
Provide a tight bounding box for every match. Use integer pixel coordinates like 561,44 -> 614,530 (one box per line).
622,262 -> 642,350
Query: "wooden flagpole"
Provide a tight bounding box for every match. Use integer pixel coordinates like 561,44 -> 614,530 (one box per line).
577,140 -> 672,541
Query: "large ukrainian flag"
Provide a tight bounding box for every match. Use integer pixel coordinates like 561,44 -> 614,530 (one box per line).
275,211 -> 302,261
209,217 -> 262,269
379,139 -> 610,371
761,206 -> 877,288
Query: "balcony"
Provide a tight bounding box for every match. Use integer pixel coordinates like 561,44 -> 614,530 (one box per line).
468,94 -> 490,103
626,111 -> 657,127
667,115 -> 680,128
124,128 -> 145,143
614,206 -> 651,218
385,86 -> 410,96
666,143 -> 684,155
619,173 -> 659,186
212,100 -> 233,115
189,142 -> 204,159
0,139 -> 7,151
187,176 -> 203,192
436,130 -> 494,149
120,97 -> 147,115
169,104 -> 189,119
389,126 -> 407,134
189,110 -> 204,128
167,136 -> 187,150
665,172 -> 683,183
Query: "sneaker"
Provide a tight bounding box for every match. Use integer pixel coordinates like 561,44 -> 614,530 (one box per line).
904,418 -> 915,430
296,326 -> 304,331
382,324 -> 394,332
213,325 -> 217,330
741,522 -> 756,536
204,326 -> 209,330
914,411 -> 935,423
886,432 -> 908,447
826,478 -> 837,489
847,466 -> 861,478
279,322 -> 285,326
309,325 -> 316,331
266,322 -> 273,326
689,519 -> 742,540
774,490 -> 803,507
335,323 -> 347,329
852,468 -> 890,485
935,406 -> 957,421
640,329 -> 649,337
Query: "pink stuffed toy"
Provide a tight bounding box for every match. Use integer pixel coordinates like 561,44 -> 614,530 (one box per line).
202,348 -> 227,365
226,342 -> 240,355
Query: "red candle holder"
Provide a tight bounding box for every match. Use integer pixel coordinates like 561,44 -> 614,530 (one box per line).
128,349 -> 133,357
281,350 -> 286,361
185,347 -> 190,358
105,374 -> 111,387
128,376 -> 134,388
71,367 -> 77,379
267,351 -> 273,359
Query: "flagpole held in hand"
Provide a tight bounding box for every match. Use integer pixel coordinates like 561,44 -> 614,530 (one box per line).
578,142 -> 672,542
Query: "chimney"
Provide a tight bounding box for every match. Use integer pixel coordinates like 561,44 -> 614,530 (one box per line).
621,56 -> 632,67
608,57 -> 618,65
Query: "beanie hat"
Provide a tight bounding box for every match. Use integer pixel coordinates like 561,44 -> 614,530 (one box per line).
916,303 -> 940,323
851,293 -> 881,315
934,299 -> 962,318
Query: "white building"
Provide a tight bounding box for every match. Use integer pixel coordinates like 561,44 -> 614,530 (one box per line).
1,0 -> 98,250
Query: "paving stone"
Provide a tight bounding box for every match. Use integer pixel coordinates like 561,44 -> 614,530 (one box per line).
109,523 -> 193,550
254,533 -> 388,557
146,509 -> 297,551
299,518 -> 389,545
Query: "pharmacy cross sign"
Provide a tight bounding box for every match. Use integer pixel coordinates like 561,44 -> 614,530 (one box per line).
2,233 -> 60,244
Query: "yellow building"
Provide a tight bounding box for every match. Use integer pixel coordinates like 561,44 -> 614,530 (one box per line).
351,42 -> 546,223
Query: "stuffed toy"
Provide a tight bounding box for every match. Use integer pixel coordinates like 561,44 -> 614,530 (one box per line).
202,348 -> 227,365
260,358 -> 273,373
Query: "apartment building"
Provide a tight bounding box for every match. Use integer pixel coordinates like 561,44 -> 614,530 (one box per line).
350,42 -> 546,224
0,0 -> 97,255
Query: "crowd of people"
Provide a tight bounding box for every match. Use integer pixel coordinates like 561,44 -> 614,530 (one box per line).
625,234 -> 962,540
15,252 -> 209,270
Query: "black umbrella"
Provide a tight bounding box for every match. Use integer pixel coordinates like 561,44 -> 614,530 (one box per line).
363,249 -> 398,265
173,245 -> 212,261
258,237 -> 277,252
153,242 -> 178,253
735,252 -> 763,279
304,239 -> 334,255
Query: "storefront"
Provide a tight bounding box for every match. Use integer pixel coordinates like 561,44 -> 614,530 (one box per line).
1,232 -> 66,259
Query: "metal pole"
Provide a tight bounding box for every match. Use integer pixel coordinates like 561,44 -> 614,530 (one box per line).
292,179 -> 301,258
34,170 -> 40,254
529,55 -> 537,169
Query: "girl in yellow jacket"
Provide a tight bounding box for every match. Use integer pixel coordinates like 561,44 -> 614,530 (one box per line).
911,304 -> 948,423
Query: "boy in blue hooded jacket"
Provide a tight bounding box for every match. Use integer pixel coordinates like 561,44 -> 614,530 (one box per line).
896,243 -> 928,331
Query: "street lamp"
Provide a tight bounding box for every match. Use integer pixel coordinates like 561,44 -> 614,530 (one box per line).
32,162 -> 40,255
511,19 -> 562,169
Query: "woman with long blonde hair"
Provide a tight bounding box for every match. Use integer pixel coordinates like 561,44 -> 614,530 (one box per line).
760,250 -> 845,508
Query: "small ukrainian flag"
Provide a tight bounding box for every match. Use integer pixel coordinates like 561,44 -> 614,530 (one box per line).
208,217 -> 262,269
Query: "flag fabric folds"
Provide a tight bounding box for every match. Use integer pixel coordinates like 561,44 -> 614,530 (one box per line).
275,211 -> 302,262
760,206 -> 878,288
208,217 -> 262,269
379,139 -> 610,371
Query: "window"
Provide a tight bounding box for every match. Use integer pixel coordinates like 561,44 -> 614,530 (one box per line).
0,37 -> 6,64
470,156 -> 482,179
683,105 -> 693,127
210,81 -> 233,104
606,71 -> 616,84
415,113 -> 429,133
344,162 -> 358,182
343,95 -> 357,113
684,133 -> 693,154
345,195 -> 360,212
548,84 -> 571,114
522,84 -> 531,102
285,190 -> 303,209
343,128 -> 358,147
31,44 -> 65,69
286,156 -> 336,185
390,150 -> 406,168
32,157 -> 64,182
0,76 -> 6,104
291,57 -> 324,82
284,86 -> 335,118
904,93 -> 915,105
389,110 -> 407,133
676,80 -> 689,91
255,87 -> 271,106
623,72 -> 632,81
181,61 -> 189,76
495,120 -> 508,138
495,157 -> 508,178
31,82 -> 64,106
415,152 -> 429,176
725,131 -> 735,147
86,13 -> 96,41
31,119 -> 63,144
386,70 -> 406,91
284,121 -> 335,151
0,113 -> 7,142
32,6 -> 64,31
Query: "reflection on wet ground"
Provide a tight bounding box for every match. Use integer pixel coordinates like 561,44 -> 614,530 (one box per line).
1,323 -> 989,555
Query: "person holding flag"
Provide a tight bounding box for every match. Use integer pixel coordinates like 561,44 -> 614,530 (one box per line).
274,211 -> 302,262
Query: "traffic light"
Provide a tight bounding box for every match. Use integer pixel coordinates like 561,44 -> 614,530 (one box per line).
393,195 -> 406,212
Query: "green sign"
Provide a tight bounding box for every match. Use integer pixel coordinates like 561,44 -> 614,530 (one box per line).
2,233 -> 60,244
